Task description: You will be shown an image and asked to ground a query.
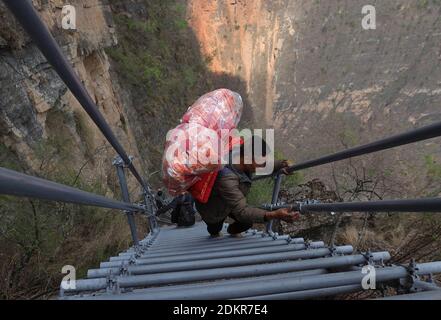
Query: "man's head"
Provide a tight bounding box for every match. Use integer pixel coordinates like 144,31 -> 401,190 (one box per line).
235,135 -> 270,174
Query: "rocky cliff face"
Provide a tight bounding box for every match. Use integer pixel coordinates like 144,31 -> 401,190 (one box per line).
0,0 -> 253,298
187,0 -> 286,126
188,0 -> 441,196
0,0 -> 143,193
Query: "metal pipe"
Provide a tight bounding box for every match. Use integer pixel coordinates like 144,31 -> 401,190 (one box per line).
144,230 -> 259,243
377,290 -> 441,300
139,231 -> 159,244
153,227 -> 232,239
112,238 -> 305,261
266,174 -> 283,234
87,246 -> 353,278
302,198 -> 441,213
137,232 -> 158,248
118,239 -> 300,260
71,260 -> 441,299
148,234 -> 217,244
238,285 -> 362,300
66,269 -> 329,295
152,228 -> 263,240
121,237 -> 298,256
114,157 -> 138,246
157,223 -> 209,232
118,239 -> 297,259
152,223 -> 228,237
254,120 -> 441,181
265,198 -> 441,213
140,235 -> 293,252
144,191 -> 158,233
142,239 -> 308,256
118,266 -> 327,294
411,280 -> 441,291
98,261 -> 441,300
100,241 -> 325,268
86,252 -> 389,291
131,232 -> 291,247
0,167 -> 143,212
131,268 -> 330,293
143,233 -> 266,247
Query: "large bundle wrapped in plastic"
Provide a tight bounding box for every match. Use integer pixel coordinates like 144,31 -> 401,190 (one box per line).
182,89 -> 243,133
162,89 -> 243,196
162,123 -> 225,194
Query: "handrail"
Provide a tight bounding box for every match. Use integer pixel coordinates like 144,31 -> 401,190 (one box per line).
2,0 -> 150,194
261,198 -> 441,213
254,120 -> 441,181
0,167 -> 144,212
257,119 -> 441,233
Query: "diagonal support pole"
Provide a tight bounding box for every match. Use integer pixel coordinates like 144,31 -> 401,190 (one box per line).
266,173 -> 283,235
113,156 -> 139,246
143,190 -> 159,234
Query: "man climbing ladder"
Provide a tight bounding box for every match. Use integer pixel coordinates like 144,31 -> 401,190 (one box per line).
195,135 -> 300,237
161,89 -> 300,236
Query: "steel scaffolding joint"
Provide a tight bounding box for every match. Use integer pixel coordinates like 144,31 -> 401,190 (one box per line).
118,262 -> 131,277
106,274 -> 120,295
305,240 -> 312,250
362,251 -> 376,266
112,155 -> 134,168
404,260 -> 422,292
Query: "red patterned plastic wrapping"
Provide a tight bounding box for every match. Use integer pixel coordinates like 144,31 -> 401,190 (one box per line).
162,123 -> 224,195
182,89 -> 243,134
162,89 -> 243,196
189,135 -> 244,203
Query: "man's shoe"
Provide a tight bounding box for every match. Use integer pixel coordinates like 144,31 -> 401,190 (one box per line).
229,233 -> 244,238
210,232 -> 223,238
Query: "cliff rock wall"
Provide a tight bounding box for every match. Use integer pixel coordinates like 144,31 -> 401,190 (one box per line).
187,0 -> 287,126
188,0 -> 441,196
0,0 -> 143,194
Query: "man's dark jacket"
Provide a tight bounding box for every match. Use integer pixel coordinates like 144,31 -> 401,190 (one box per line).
195,161 -> 285,225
